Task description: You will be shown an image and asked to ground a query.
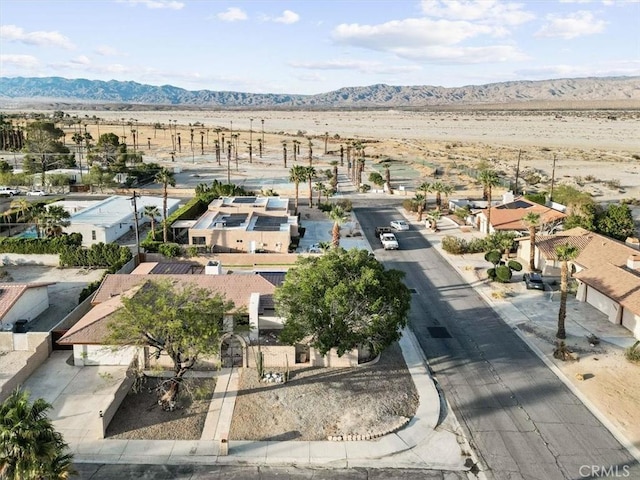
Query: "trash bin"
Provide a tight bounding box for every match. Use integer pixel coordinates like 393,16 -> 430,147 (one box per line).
14,319 -> 28,333
219,435 -> 228,456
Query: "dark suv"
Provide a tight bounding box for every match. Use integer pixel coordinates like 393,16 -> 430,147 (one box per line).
523,272 -> 545,291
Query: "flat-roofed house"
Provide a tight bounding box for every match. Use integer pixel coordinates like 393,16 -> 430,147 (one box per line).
188,196 -> 298,253
64,195 -> 181,246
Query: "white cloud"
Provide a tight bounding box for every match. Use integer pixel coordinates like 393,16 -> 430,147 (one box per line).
70,55 -> 91,65
420,0 -> 535,25
273,10 -> 300,24
117,0 -> 184,10
0,24 -> 75,49
536,10 -> 607,39
217,7 -> 248,22
289,59 -> 421,75
94,45 -> 122,57
0,54 -> 40,69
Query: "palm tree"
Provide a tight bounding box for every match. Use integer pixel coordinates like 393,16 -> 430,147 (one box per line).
417,182 -> 432,209
281,140 -> 288,168
289,165 -> 306,213
40,205 -> 70,238
144,205 -> 161,239
154,168 -> 176,243
305,166 -> 317,208
307,138 -> 313,166
0,388 -> 74,480
432,181 -> 445,207
314,181 -> 326,208
425,208 -> 442,231
328,205 -> 348,249
478,169 -> 500,234
10,198 -> 30,223
555,243 -> 579,340
383,163 -> 393,193
523,211 -> 541,271
292,139 -> 300,162
414,194 -> 426,222
441,183 -> 454,211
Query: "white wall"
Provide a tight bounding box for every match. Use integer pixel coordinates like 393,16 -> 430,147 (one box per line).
622,309 -> 640,340
2,287 -> 49,325
585,287 -> 619,324
73,344 -> 140,366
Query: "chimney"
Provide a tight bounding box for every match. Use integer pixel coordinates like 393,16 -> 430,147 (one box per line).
625,237 -> 640,251
205,260 -> 222,275
627,255 -> 640,271
502,191 -> 515,205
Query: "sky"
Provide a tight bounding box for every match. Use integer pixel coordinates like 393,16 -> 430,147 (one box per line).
1,0 -> 639,95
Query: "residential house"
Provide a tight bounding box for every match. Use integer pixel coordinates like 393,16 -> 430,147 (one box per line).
520,227 -> 640,339
187,196 -> 298,253
0,282 -> 52,332
57,261 -> 361,368
63,195 -> 181,247
477,193 -> 566,235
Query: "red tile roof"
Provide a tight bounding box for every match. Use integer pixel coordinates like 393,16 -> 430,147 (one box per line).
487,198 -> 566,231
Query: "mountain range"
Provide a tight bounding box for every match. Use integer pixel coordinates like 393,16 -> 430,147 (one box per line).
0,76 -> 638,109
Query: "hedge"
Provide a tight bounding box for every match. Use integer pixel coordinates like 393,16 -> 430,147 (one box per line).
0,233 -> 82,254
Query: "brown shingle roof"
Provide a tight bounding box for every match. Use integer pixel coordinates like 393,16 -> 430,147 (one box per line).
57,295 -> 122,345
487,198 -> 566,231
574,264 -> 640,317
92,273 -> 275,309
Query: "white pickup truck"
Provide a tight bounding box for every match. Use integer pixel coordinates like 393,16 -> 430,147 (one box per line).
379,232 -> 399,250
0,186 -> 21,196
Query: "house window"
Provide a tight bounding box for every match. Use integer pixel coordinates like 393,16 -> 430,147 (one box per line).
91,230 -> 96,240
236,315 -> 250,328
192,237 -> 206,245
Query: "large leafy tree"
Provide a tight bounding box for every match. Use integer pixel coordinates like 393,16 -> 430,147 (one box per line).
596,203 -> 636,241
107,279 -> 234,409
154,167 -> 176,242
555,243 -> 579,339
0,389 -> 74,480
275,248 -> 411,356
23,121 -> 73,186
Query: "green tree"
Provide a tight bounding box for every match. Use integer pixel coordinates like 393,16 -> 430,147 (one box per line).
555,243 -> 579,339
368,172 -> 384,188
596,203 -> 636,241
144,205 -> 161,239
478,169 -> 500,233
23,121 -> 73,187
523,212 -> 541,271
305,166 -> 316,208
289,165 -> 307,213
90,133 -> 120,166
39,205 -> 71,238
85,164 -> 114,193
154,168 -> 176,243
425,208 -> 442,231
275,249 -> 411,356
0,389 -> 74,480
417,182 -> 432,209
383,163 -> 393,193
107,279 -> 234,408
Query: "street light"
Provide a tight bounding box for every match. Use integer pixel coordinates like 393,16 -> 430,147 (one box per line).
129,191 -> 141,260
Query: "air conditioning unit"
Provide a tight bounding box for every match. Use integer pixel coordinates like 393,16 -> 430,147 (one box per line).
2,322 -> 13,332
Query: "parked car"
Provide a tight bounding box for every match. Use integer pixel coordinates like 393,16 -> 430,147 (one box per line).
523,272 -> 545,291
390,220 -> 409,231
0,186 -> 21,196
26,189 -> 47,196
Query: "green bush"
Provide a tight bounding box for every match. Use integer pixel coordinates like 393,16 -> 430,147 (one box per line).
454,206 -> 471,221
466,237 -> 487,253
441,235 -> 469,254
359,184 -> 371,193
158,242 -> 182,258
403,199 -> 420,213
0,233 -> 83,254
140,238 -> 162,253
59,242 -> 132,268
484,250 -> 502,265
508,260 -> 523,272
334,198 -> 353,212
495,265 -> 513,283
487,268 -> 497,280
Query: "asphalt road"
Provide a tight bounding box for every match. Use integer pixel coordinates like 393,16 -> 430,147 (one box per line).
356,202 -> 640,480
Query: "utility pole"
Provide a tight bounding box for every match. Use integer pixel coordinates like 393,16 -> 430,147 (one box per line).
249,118 -> 253,164
514,149 -> 522,195
550,153 -> 557,203
129,191 -> 141,260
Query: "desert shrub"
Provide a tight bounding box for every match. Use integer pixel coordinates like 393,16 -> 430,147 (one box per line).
318,202 -> 333,212
604,179 -> 621,189
368,172 -> 384,186
403,199 -> 420,213
584,175 -> 596,182
495,265 -> 513,283
334,198 -> 352,212
186,246 -> 198,257
625,341 -> 640,363
484,231 -> 517,253
140,239 -> 162,253
158,242 -> 182,258
508,260 -> 523,272
466,237 -> 487,254
441,235 -> 469,254
359,184 -> 371,193
454,206 -> 471,221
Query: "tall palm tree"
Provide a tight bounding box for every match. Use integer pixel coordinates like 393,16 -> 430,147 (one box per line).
0,388 -> 74,480
414,194 -> 426,222
307,138 -> 313,166
154,168 -> 176,243
40,205 -> 70,238
523,211 -> 541,271
305,166 -> 317,208
478,169 -> 500,234
292,139 -> 300,162
328,205 -> 348,249
9,198 -> 30,223
432,181 -> 445,207
417,182 -> 432,209
555,243 -> 579,339
144,205 -> 161,239
289,165 -> 306,213
281,141 -> 288,168
425,208 -> 442,231
441,183 -> 454,211
383,163 -> 393,193
314,181 -> 326,208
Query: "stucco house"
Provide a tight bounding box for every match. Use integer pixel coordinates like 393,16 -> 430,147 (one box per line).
187,196 -> 299,253
63,195 -> 181,247
57,262 -> 360,368
477,194 -> 566,235
0,282 -> 52,332
519,227 -> 640,339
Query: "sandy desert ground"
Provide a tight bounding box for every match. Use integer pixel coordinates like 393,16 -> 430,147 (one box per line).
55,108 -> 640,205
